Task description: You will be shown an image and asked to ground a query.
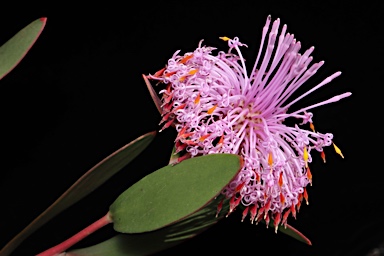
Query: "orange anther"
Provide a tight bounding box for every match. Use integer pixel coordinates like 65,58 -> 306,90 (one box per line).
199,134 -> 210,142
179,54 -> 194,64
194,93 -> 201,104
268,152 -> 273,167
309,122 -> 315,132
207,105 -> 217,114
188,69 -> 198,75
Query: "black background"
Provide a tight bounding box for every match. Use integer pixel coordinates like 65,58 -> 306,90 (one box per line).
0,1 -> 380,256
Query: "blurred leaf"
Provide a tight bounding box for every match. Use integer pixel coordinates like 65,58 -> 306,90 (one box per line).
0,17 -> 46,80
142,74 -> 161,114
0,132 -> 156,256
109,154 -> 241,233
67,197 -> 228,256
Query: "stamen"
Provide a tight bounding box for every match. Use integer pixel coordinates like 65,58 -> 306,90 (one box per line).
172,103 -> 186,112
215,199 -> 224,218
296,200 -> 302,213
303,187 -> 309,205
179,54 -> 194,64
264,200 -> 272,218
179,69 -> 198,82
241,206 -> 249,222
207,105 -> 217,114
282,209 -> 291,228
159,119 -> 174,132
268,152 -> 273,167
194,93 -> 201,104
219,36 -> 231,41
235,182 -> 246,193
321,151 -> 326,163
218,135 -> 224,145
165,70 -> 177,77
274,212 -> 282,233
153,67 -> 166,77
265,213 -> 270,228
303,146 -> 309,168
159,112 -> 172,125
182,139 -> 198,146
278,172 -> 283,187
188,69 -> 198,75
174,141 -> 187,154
309,122 -> 315,132
290,204 -> 297,219
306,167 -> 312,186
228,195 -> 242,215
255,172 -> 261,182
199,134 -> 210,142
250,204 -> 257,224
176,126 -> 187,141
333,143 -> 344,158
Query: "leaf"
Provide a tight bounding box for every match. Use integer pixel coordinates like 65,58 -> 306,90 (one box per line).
142,74 -> 162,114
0,132 -> 156,256
263,218 -> 312,245
276,223 -> 312,245
109,154 -> 241,233
0,17 -> 47,80
67,197 -> 228,256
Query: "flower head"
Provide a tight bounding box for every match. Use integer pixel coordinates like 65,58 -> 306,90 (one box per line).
147,15 -> 351,230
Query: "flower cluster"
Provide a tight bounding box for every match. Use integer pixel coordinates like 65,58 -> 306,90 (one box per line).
147,15 -> 350,231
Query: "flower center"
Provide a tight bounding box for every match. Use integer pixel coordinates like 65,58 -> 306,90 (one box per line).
233,102 -> 263,133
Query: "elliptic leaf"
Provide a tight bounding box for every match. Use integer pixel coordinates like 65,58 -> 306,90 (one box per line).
0,17 -> 46,80
109,154 -> 241,233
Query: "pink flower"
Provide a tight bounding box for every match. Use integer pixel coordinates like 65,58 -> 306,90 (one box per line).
147,15 -> 351,231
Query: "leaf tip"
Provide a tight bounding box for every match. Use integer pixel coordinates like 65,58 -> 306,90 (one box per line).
285,223 -> 312,245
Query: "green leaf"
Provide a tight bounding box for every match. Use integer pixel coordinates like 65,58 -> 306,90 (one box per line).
67,197 -> 228,256
109,154 -> 241,233
0,132 -> 156,256
0,17 -> 46,80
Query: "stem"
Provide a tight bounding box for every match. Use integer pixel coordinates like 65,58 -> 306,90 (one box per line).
36,212 -> 113,256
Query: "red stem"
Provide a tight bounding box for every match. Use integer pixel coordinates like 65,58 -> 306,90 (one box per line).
36,212 -> 112,256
